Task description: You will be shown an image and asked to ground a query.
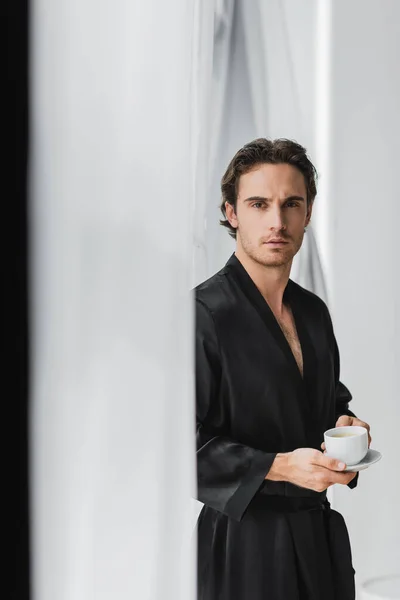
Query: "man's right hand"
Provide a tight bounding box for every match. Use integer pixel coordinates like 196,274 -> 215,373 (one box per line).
266,448 -> 357,491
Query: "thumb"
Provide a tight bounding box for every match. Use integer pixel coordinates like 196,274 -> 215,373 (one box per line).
336,415 -> 353,427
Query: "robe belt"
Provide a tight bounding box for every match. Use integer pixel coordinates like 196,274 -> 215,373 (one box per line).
252,491 -> 328,513
257,480 -> 328,505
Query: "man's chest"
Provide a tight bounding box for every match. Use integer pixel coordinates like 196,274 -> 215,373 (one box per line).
275,309 -> 304,377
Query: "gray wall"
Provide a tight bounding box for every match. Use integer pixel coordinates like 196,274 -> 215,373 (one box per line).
330,0 -> 400,586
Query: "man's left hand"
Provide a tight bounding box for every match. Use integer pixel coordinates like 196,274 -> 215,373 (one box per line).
321,415 -> 372,451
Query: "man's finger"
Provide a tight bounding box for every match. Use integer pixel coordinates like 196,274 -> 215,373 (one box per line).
353,419 -> 370,432
321,442 -> 326,451
313,452 -> 346,471
329,471 -> 357,486
336,415 -> 353,427
352,419 -> 371,446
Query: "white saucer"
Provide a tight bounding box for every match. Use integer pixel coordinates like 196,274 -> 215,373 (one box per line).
344,449 -> 382,472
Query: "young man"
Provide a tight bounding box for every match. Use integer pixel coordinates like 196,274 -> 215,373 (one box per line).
195,138 -> 371,600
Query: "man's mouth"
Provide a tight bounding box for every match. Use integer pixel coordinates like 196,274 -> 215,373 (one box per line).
264,239 -> 289,245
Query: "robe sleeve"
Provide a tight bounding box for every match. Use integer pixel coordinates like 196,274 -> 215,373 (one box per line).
329,312 -> 359,490
195,298 -> 277,522
333,337 -> 357,422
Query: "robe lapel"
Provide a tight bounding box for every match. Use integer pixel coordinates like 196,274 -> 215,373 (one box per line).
225,254 -> 305,390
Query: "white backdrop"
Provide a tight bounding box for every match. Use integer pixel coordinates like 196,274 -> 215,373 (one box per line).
329,0 -> 400,591
29,0 -> 399,598
30,1 -> 200,599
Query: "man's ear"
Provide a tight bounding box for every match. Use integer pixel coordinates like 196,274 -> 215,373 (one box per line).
305,200 -> 313,227
225,201 -> 238,230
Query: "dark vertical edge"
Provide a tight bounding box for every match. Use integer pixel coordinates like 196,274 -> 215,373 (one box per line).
7,0 -> 30,597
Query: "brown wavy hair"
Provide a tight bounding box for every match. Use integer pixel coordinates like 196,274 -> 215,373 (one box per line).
220,138 -> 318,239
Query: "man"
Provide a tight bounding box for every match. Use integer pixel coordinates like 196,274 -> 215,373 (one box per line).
195,138 -> 371,600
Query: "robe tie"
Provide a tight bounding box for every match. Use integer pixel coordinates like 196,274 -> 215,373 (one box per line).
248,494 -> 356,599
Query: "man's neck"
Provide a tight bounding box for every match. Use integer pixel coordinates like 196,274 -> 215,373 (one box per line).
234,248 -> 292,318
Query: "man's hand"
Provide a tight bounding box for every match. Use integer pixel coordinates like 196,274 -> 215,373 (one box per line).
266,448 -> 357,491
321,415 -> 372,452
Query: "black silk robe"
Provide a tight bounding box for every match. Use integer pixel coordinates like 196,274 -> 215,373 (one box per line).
195,254 -> 358,600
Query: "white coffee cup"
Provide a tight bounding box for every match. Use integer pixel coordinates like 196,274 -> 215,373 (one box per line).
324,425 -> 368,465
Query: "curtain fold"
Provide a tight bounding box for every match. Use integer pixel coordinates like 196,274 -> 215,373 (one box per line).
191,1 -> 215,286
192,0 -> 235,286
241,0 -> 328,303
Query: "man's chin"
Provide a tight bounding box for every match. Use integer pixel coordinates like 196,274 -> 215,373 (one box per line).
261,259 -> 290,268
240,243 -> 294,268
253,254 -> 292,268
257,247 -> 293,267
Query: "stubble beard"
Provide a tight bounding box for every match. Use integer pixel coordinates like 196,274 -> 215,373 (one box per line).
238,228 -> 304,269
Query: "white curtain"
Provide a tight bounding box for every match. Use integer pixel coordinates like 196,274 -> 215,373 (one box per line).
241,0 -> 328,303
209,0 -> 236,174
191,2 -> 216,286
205,0 -> 250,276
200,0 -> 328,303
192,0 -> 235,286
30,1 -> 202,599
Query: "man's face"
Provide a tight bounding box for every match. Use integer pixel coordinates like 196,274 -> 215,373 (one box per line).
226,163 -> 312,268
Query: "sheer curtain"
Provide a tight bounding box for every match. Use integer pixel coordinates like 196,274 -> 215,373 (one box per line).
191,2 -> 215,286
242,0 -> 328,303
192,0 -> 235,286
201,0 -> 328,302
30,1 -> 207,599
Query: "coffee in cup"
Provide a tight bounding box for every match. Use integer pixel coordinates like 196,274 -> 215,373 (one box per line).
324,425 -> 368,465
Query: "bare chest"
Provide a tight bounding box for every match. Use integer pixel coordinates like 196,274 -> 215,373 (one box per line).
275,309 -> 303,377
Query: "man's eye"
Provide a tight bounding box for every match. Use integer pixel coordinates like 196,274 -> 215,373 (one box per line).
286,202 -> 299,208
252,202 -> 264,209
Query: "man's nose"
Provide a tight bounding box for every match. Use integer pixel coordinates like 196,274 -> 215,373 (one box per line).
269,207 -> 286,230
